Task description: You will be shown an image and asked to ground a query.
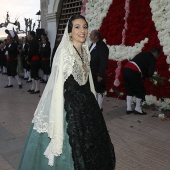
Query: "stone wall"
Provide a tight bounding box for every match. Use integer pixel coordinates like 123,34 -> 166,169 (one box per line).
40,0 -> 62,51
40,0 -> 48,33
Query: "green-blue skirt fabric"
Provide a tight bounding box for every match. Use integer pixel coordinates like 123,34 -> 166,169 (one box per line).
18,111 -> 74,170
18,75 -> 116,170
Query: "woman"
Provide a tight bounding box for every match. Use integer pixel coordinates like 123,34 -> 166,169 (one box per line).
18,15 -> 115,170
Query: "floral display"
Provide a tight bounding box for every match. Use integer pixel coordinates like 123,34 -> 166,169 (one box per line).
85,0 -> 113,34
150,0 -> 170,65
83,0 -> 170,108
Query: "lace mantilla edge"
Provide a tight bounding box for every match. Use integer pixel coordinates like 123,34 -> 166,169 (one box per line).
31,50 -> 65,166
72,46 -> 90,86
44,137 -> 63,166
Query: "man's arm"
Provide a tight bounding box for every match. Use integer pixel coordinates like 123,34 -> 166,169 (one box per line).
147,59 -> 156,78
98,42 -> 109,79
8,43 -> 18,59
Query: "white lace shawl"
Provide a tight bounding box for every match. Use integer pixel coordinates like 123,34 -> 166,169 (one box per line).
32,23 -> 96,166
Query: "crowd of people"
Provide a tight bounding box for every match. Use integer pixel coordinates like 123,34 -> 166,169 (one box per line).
0,31 -> 51,94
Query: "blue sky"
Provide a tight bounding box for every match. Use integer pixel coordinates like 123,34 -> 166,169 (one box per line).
0,0 -> 40,38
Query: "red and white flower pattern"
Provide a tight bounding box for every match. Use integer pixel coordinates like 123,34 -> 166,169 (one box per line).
83,0 -> 170,106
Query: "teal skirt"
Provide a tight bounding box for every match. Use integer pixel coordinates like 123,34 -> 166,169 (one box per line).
18,76 -> 116,170
18,111 -> 74,170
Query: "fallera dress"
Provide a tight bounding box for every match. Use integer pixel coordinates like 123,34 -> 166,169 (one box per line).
18,20 -> 116,170
18,75 -> 115,170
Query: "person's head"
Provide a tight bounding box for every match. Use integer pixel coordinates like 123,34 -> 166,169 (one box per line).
89,30 -> 101,43
6,35 -> 13,44
68,15 -> 88,46
5,29 -> 10,35
150,47 -> 162,60
41,33 -> 47,38
2,39 -> 7,47
4,39 -> 7,44
41,35 -> 43,38
28,31 -> 36,40
1,41 -> 5,48
22,37 -> 27,43
42,36 -> 48,44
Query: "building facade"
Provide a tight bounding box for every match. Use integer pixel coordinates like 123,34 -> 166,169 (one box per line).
40,0 -> 62,51
40,0 -> 82,53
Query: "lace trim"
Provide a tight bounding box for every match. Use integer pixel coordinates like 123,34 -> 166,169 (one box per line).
32,89 -> 55,135
63,55 -> 74,82
72,47 -> 90,86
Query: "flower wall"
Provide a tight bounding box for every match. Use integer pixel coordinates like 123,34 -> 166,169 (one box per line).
82,0 -> 170,106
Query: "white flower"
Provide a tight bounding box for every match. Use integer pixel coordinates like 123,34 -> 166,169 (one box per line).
166,57 -> 170,64
86,0 -> 112,33
150,0 -> 170,65
159,98 -> 170,109
154,71 -> 157,75
109,88 -> 114,92
145,95 -> 158,105
104,91 -> 107,96
119,92 -> 124,96
153,80 -> 158,85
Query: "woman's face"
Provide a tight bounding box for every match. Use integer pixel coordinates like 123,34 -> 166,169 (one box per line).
22,38 -> 26,43
7,36 -> 12,44
42,38 -> 46,44
70,18 -> 88,45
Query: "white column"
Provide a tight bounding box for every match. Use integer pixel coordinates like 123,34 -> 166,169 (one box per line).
46,12 -> 60,53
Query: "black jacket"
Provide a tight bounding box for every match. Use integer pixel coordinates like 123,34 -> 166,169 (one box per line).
21,43 -> 29,57
0,46 -> 7,58
90,40 -> 109,78
131,52 -> 156,78
28,39 -> 39,61
40,43 -> 51,59
7,42 -> 18,60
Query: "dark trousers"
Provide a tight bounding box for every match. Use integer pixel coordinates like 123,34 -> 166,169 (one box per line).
30,60 -> 40,80
92,73 -> 105,93
2,56 -> 7,67
26,63 -> 30,72
123,68 -> 145,99
0,57 -> 2,69
7,60 -> 17,76
22,56 -> 29,70
41,60 -> 51,75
